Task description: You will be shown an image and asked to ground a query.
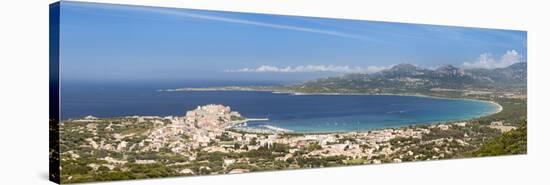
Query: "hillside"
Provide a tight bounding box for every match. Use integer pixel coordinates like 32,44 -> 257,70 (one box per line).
474,120 -> 527,156
290,63 -> 527,95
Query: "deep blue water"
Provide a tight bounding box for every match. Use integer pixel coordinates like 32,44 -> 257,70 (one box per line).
61,83 -> 499,132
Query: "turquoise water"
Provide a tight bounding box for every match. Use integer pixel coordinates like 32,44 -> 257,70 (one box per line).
62,84 -> 500,133
237,94 -> 499,133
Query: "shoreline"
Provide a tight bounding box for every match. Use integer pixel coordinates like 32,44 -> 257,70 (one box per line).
66,102 -> 503,135
162,87 -> 504,116
271,95 -> 501,134
68,89 -> 504,135
226,98 -> 503,135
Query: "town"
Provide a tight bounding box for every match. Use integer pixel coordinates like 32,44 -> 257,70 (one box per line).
59,104 -> 522,183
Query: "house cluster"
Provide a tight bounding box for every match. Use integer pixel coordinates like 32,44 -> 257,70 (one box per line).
63,104 -> 518,176
130,106 -> 437,162
139,104 -> 244,153
488,121 -> 517,133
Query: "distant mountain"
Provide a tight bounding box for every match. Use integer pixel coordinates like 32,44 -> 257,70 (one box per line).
290,63 -> 527,94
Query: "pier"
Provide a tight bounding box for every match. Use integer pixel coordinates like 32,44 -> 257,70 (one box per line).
244,118 -> 269,122
227,118 -> 269,128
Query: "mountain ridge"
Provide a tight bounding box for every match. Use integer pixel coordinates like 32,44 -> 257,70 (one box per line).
291,63 -> 527,94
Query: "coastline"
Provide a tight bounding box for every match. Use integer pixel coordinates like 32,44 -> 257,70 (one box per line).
159,87 -> 504,134
228,97 -> 503,135
71,88 -> 504,135
163,87 -> 504,117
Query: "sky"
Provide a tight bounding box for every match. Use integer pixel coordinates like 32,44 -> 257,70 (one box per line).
59,1 -> 527,83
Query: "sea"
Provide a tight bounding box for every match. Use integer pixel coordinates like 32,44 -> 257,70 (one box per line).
60,81 -> 500,133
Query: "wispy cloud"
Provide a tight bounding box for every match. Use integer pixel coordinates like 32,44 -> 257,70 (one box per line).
68,2 -> 369,40
226,65 -> 391,73
135,8 -> 373,41
462,50 -> 522,69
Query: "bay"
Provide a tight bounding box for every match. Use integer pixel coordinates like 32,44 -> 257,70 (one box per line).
61,82 -> 500,133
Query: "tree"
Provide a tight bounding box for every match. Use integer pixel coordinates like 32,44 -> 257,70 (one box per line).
307,142 -> 322,152
249,138 -> 257,145
97,166 -> 110,172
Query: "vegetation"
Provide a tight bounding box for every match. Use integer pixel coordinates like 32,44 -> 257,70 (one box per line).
288,63 -> 526,95
474,120 -> 527,156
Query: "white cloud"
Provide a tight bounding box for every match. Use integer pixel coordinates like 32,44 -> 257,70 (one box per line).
227,65 -> 391,74
462,50 -> 522,69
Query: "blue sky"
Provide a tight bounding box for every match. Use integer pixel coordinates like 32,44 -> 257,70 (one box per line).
59,1 -> 527,83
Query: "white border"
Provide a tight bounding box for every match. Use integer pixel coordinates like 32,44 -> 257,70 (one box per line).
1,0 -> 548,185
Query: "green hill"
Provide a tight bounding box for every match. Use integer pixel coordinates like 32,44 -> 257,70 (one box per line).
290,63 -> 527,95
474,120 -> 527,156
